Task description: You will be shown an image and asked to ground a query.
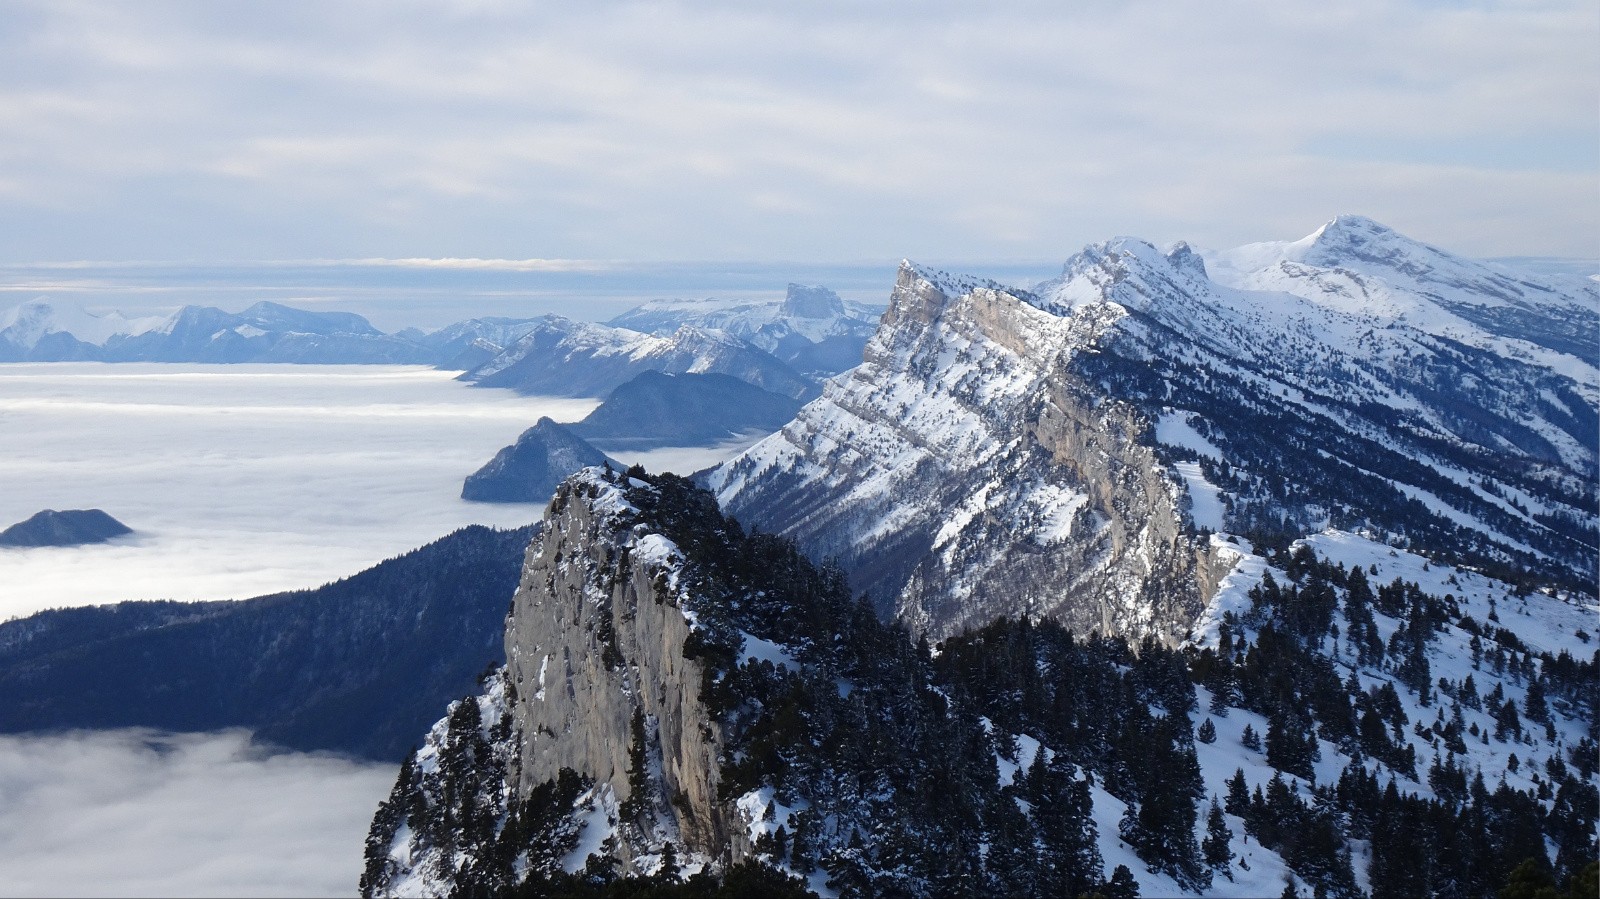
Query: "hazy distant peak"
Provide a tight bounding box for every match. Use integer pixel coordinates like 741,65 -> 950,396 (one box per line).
779,283 -> 846,319
0,299 -> 165,348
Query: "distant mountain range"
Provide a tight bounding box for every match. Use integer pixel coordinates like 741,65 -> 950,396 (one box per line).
456,317 -> 820,401
0,284 -> 883,402
608,283 -> 881,377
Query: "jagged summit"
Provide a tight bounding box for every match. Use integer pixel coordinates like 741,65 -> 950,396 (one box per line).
895,259 -> 1020,302
1036,238 -> 1213,315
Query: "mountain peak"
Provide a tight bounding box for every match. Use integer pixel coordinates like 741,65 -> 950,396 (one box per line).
779,283 -> 846,320
1291,214 -> 1455,273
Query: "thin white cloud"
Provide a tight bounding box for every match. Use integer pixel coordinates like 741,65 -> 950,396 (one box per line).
0,729 -> 395,898
337,256 -> 615,272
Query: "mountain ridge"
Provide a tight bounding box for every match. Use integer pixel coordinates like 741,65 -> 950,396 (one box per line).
708,217 -> 1597,645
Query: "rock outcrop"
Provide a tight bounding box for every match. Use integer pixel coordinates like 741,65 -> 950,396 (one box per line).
503,472 -> 737,862
364,470 -> 752,896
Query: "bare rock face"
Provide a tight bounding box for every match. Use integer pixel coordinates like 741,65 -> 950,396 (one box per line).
503,472 -> 739,866
708,262 -> 1216,645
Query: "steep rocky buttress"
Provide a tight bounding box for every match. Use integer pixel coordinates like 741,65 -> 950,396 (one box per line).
362,469 -> 747,896
707,262 -> 1221,645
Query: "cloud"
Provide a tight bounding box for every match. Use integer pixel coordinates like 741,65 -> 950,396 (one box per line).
336,256 -> 615,272
0,1 -> 1592,261
0,729 -> 395,898
0,363 -> 772,621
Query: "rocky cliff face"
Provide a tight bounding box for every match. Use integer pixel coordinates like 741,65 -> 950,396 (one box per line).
503,471 -> 738,864
707,262 -> 1217,644
363,470 -> 754,896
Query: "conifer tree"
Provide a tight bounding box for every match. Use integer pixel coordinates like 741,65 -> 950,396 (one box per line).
1242,722 -> 1262,751
1203,798 -> 1232,873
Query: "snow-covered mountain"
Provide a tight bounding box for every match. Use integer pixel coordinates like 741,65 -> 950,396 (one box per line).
99,301 -> 437,363
1206,214 -> 1598,378
608,284 -> 882,376
707,218 -> 1598,643
460,315 -> 819,401
0,300 -> 165,361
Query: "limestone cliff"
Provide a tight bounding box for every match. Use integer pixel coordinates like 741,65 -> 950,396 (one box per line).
361,469 -> 754,897
503,471 -> 738,864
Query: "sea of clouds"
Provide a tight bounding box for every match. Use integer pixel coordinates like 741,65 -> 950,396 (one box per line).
0,363 -> 594,620
0,363 -> 756,621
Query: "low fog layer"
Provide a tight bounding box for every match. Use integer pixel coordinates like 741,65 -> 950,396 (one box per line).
0,364 -> 596,619
0,729 -> 395,897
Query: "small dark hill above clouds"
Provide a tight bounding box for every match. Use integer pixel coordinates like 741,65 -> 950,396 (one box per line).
0,509 -> 132,548
461,418 -> 615,504
0,524 -> 532,762
570,370 -> 802,449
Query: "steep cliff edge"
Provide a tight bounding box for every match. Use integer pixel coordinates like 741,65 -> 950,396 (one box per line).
503,469 -> 737,864
362,468 -> 1175,897
363,469 -> 746,896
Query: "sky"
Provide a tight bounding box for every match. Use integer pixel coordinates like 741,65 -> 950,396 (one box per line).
0,0 -> 1595,272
